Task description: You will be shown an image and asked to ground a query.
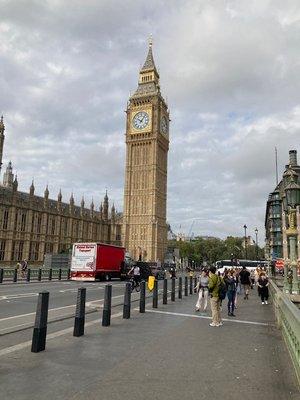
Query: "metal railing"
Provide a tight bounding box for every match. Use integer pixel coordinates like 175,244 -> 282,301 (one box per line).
270,279 -> 300,383
0,268 -> 70,283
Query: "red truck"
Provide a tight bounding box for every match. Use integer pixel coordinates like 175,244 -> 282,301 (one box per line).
70,243 -> 126,281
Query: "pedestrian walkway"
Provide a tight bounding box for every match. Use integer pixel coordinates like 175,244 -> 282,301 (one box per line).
0,286 -> 299,400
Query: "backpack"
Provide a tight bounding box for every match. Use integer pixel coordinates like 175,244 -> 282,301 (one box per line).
218,277 -> 227,300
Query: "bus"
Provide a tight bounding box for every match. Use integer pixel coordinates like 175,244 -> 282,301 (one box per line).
215,259 -> 268,273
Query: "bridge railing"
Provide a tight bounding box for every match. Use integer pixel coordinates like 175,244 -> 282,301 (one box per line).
270,279 -> 300,383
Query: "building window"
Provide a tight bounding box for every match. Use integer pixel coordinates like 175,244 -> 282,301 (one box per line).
0,240 -> 5,260
51,218 -> 56,235
2,209 -> 9,230
37,215 -> 42,233
21,211 -> 27,232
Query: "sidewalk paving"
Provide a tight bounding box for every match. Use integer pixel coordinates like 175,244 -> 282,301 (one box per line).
0,287 -> 299,400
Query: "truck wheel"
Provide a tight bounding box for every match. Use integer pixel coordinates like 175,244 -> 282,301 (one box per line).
104,274 -> 111,281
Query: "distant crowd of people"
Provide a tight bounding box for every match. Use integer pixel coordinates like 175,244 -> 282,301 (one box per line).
194,265 -> 269,327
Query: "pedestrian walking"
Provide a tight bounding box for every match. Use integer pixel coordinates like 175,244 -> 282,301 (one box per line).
257,273 -> 269,304
239,266 -> 251,299
224,270 -> 237,316
195,269 -> 209,313
208,266 -> 222,327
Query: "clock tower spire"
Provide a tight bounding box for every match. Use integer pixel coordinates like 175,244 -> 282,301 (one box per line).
123,40 -> 169,262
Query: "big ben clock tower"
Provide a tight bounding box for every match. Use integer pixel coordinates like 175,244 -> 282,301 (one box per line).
123,39 -> 169,262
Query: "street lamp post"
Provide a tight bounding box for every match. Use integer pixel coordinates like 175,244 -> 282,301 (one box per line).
284,174 -> 300,295
255,228 -> 258,261
243,224 -> 247,259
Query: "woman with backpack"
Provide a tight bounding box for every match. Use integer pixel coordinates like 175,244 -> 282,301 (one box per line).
195,269 -> 209,313
224,270 -> 238,317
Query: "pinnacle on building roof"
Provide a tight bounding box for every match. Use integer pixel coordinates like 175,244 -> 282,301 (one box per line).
30,179 -> 35,195
58,188 -> 62,202
141,37 -> 158,73
81,196 -> 85,207
70,192 -> 74,203
90,198 -> 94,209
44,184 -> 49,198
104,190 -> 108,203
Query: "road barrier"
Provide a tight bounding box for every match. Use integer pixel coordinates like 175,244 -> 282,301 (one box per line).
58,268 -> 62,281
185,276 -> 188,296
189,276 -> 193,295
102,284 -> 112,326
73,287 -> 86,337
270,280 -> 300,383
194,277 -> 197,293
123,283 -> 131,319
38,268 -> 42,281
152,279 -> 158,308
0,268 -> 3,283
140,281 -> 146,313
178,276 -> 182,299
48,268 -> 52,281
27,268 -> 31,282
171,278 -> 175,302
163,279 -> 168,304
0,267 -> 70,283
31,291 -> 49,353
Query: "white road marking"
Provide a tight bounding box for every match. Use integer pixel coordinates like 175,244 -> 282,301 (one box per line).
0,311 -> 124,357
145,309 -> 272,326
0,293 -> 39,301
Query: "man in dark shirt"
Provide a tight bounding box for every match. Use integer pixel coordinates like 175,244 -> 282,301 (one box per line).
239,266 -> 251,300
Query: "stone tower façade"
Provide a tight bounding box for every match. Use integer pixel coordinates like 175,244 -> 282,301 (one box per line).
123,40 -> 169,262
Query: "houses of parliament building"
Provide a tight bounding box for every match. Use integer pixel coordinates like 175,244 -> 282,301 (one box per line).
0,40 -> 169,266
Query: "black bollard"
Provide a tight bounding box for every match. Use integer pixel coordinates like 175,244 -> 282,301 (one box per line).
189,276 -> 193,295
163,279 -> 168,304
194,277 -> 197,293
73,287 -> 86,337
58,268 -> 62,281
184,276 -> 188,296
178,276 -> 182,299
27,268 -> 31,282
152,279 -> 158,308
13,268 -> 17,283
0,268 -> 3,284
123,282 -> 131,319
38,268 -> 42,282
139,281 -> 146,313
31,291 -> 49,353
48,268 -> 52,281
171,278 -> 175,302
102,284 -> 112,326
67,269 -> 71,280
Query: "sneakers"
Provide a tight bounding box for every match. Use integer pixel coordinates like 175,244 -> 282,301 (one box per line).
265,301 -> 268,305
262,301 -> 264,304
195,308 -> 200,312
209,322 -> 219,327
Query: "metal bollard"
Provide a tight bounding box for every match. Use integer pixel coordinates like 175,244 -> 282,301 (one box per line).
139,281 -> 146,313
163,279 -> 168,304
31,291 -> 49,352
27,268 -> 31,282
0,268 -> 3,284
38,268 -> 42,282
178,276 -> 182,299
194,277 -> 197,293
171,278 -> 176,301
67,269 -> 71,280
189,276 -> 193,295
48,268 -> 52,281
58,268 -> 62,281
152,279 -> 158,308
102,284 -> 112,326
184,276 -> 188,296
73,287 -> 86,337
13,268 -> 18,283
123,282 -> 131,319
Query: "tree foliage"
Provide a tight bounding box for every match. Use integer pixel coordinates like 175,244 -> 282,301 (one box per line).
168,236 -> 264,264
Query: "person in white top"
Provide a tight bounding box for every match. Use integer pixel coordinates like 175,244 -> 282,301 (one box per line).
129,264 -> 141,286
195,269 -> 209,313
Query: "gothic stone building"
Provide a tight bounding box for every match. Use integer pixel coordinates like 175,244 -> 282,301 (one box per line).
123,41 -> 169,262
0,117 -> 122,266
265,150 -> 300,261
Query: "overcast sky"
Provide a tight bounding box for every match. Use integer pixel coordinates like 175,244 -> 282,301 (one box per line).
1,0 -> 300,242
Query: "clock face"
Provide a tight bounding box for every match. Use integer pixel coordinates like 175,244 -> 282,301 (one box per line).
161,116 -> 168,134
132,111 -> 149,130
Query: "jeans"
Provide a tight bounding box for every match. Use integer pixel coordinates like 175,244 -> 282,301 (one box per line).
227,290 -> 236,314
